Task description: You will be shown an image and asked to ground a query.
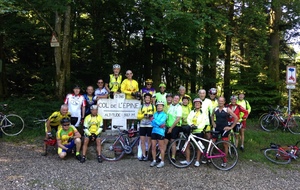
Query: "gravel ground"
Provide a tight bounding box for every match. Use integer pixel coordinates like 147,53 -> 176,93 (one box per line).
0,141 -> 300,190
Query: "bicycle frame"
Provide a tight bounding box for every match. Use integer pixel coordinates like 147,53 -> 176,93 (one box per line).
182,133 -> 226,159
0,115 -> 12,128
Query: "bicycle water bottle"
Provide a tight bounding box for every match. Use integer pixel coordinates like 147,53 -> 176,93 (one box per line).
198,140 -> 205,150
279,115 -> 284,122
131,121 -> 135,130
137,122 -> 140,131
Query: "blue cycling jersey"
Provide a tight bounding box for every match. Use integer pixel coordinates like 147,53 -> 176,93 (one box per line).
151,111 -> 167,137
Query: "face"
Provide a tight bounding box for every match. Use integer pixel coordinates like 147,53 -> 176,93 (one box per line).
160,86 -> 165,93
167,96 -> 173,104
73,88 -> 80,95
86,86 -> 94,95
173,95 -> 180,104
218,97 -> 226,107
209,94 -> 216,100
91,108 -> 98,116
239,94 -> 245,100
231,98 -> 237,105
179,88 -> 185,96
60,106 -> 68,115
146,83 -> 152,89
194,102 -> 201,109
157,104 -> 163,111
198,90 -> 206,99
97,80 -> 104,88
113,68 -> 120,75
144,96 -> 151,104
182,99 -> 189,106
62,122 -> 70,130
126,70 -> 133,79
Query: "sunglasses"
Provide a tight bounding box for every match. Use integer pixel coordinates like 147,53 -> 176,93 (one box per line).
146,83 -> 152,85
126,73 -> 133,75
63,123 -> 70,126
209,93 -> 216,95
97,81 -> 104,84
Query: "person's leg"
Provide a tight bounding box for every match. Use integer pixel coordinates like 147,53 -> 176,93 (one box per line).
240,121 -> 246,151
82,137 -> 89,157
96,137 -> 102,163
58,148 -> 67,159
140,136 -> 146,157
158,139 -> 165,161
151,139 -> 157,161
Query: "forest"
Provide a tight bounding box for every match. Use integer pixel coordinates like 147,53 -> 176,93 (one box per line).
0,0 -> 300,116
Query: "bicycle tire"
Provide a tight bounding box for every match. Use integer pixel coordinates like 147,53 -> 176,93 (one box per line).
210,140 -> 238,171
229,131 -> 236,147
1,114 -> 25,136
258,113 -> 268,125
101,135 -> 125,161
260,114 -> 279,132
167,138 -> 195,168
287,116 -> 300,135
263,148 -> 291,164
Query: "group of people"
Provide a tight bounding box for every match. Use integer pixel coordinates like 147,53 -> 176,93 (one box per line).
42,63 -> 251,168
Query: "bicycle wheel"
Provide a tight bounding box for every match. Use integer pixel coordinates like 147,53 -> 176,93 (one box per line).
287,116 -> 300,134
210,140 -> 238,171
263,148 -> 291,164
101,135 -> 125,161
168,138 -> 195,168
1,114 -> 25,136
229,131 -> 236,147
260,114 -> 279,132
258,113 -> 268,125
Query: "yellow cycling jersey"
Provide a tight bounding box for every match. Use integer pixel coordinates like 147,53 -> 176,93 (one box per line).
83,114 -> 103,136
45,111 -> 71,132
137,104 -> 156,120
121,79 -> 139,99
179,94 -> 192,109
187,109 -> 206,133
57,125 -> 78,145
109,74 -> 122,92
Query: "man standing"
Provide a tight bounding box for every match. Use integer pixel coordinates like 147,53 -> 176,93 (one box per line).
105,64 -> 122,98
152,83 -> 167,105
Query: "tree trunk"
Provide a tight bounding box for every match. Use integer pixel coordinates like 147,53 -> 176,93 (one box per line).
224,0 -> 234,100
0,34 -> 7,100
152,42 -> 163,88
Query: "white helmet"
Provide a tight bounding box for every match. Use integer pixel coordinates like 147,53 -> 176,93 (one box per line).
156,101 -> 165,106
113,64 -> 121,69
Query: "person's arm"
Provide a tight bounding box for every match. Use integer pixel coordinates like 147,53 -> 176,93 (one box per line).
240,106 -> 249,121
95,116 -> 103,135
121,80 -> 132,96
224,108 -> 238,131
187,111 -> 194,126
211,111 -> 216,128
83,116 -> 91,136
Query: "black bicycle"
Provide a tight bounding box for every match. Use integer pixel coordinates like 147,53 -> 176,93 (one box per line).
101,125 -> 140,161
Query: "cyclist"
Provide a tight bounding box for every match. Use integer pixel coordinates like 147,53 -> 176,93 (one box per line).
137,93 -> 156,161
141,79 -> 156,97
198,89 -> 213,139
105,64 -> 122,98
83,85 -> 96,116
42,104 -> 71,156
208,88 -> 218,110
163,93 -> 173,113
64,85 -> 86,128
56,118 -> 82,160
94,79 -> 109,101
236,92 -> 251,151
150,101 -> 167,168
165,94 -> 182,162
211,97 -> 238,167
181,96 -> 192,133
178,86 -> 192,109
227,95 -> 248,148
152,83 -> 167,105
80,105 -> 103,163
180,98 -> 206,167
121,70 -> 140,100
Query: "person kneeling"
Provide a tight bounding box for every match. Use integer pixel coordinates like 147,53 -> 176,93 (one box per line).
80,105 -> 103,163
57,118 -> 82,160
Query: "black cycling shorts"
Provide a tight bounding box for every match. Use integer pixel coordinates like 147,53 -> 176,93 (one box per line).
212,128 -> 230,139
151,133 -> 164,140
165,126 -> 183,140
139,127 -> 152,137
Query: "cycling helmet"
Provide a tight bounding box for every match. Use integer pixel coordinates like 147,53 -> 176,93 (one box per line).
113,64 -> 121,69
230,95 -> 238,100
159,83 -> 166,88
90,105 -> 98,110
60,117 -> 71,124
44,138 -> 57,146
145,79 -> 153,84
209,88 -> 217,95
156,100 -> 165,106
193,98 -> 202,104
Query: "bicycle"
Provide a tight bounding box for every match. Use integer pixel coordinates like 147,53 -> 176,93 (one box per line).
260,105 -> 300,134
0,104 -> 25,136
262,141 -> 300,164
168,127 -> 238,171
101,125 -> 140,161
258,105 -> 288,125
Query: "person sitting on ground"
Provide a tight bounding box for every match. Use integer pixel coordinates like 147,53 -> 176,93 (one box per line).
150,101 -> 167,168
80,105 -> 104,163
42,104 -> 71,156
56,118 -> 82,160
137,93 -> 156,161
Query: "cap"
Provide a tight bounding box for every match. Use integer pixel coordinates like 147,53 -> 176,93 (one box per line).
159,83 -> 166,88
145,79 -> 153,84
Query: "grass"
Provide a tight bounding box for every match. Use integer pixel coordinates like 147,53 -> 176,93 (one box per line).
1,98 -> 300,167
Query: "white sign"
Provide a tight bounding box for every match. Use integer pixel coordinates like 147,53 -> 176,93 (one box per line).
286,66 -> 296,84
50,34 -> 60,47
97,93 -> 141,130
286,84 -> 296,89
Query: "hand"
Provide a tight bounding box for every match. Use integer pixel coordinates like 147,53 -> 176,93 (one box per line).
131,92 -> 135,96
91,133 -> 97,141
80,118 -> 84,124
168,128 -> 172,134
224,126 -> 232,131
159,124 -> 165,128
47,132 -> 52,138
150,116 -> 154,121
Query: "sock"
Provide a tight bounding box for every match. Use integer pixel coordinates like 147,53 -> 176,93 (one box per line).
172,155 -> 175,159
153,160 -> 156,162
76,152 -> 80,156
161,161 -> 164,163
